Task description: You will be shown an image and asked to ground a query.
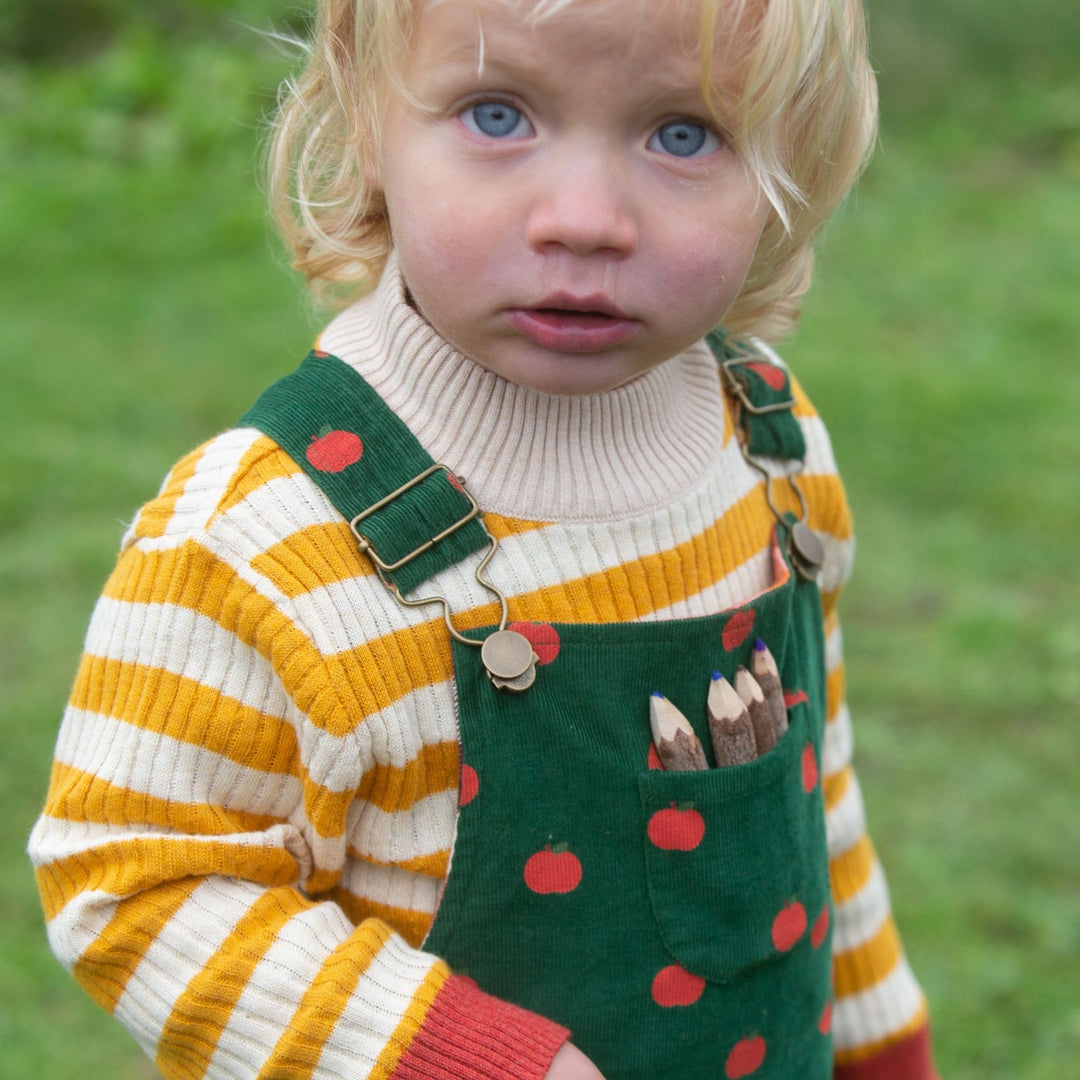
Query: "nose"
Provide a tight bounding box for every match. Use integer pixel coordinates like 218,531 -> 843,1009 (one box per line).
525,148 -> 639,257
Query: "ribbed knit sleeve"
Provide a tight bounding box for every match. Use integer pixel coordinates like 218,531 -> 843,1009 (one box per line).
29,429 -> 568,1079
30,297 -> 935,1077
788,377 -> 939,1080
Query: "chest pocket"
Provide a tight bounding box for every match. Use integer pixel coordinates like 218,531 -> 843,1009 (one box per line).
638,698 -> 830,984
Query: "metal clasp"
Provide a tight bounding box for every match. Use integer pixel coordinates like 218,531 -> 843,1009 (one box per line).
719,356 -> 797,416
349,463 -> 480,574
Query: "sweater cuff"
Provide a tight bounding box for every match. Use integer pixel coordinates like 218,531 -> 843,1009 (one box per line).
392,974 -> 571,1080
834,1023 -> 939,1080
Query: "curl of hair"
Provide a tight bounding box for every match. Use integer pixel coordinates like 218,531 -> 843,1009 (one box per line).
268,0 -> 877,339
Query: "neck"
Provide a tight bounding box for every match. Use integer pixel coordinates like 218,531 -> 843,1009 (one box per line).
318,256 -> 727,522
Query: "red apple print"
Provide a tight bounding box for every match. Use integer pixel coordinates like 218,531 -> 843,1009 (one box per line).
507,621 -> 561,665
746,360 -> 788,392
306,429 -> 363,473
523,845 -> 582,895
651,964 -> 705,1007
818,1001 -> 833,1035
722,608 -> 756,651
810,904 -> 830,949
802,743 -> 819,793
648,804 -> 705,851
647,743 -> 665,770
725,1035 -> 767,1078
771,900 -> 808,952
783,688 -> 809,709
459,764 -> 479,807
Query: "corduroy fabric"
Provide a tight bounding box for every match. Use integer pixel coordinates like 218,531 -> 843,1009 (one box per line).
29,266 -> 936,1079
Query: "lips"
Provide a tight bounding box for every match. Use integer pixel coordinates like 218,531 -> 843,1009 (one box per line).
505,292 -> 640,353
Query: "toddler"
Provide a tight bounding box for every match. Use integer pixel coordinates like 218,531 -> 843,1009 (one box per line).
30,1 -> 941,1078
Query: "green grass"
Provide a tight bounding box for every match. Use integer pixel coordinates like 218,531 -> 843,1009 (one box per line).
2,2 -> 1079,1076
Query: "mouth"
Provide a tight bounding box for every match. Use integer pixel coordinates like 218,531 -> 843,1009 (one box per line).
506,292 -> 640,354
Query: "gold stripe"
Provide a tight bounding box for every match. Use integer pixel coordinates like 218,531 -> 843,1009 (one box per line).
72,878 -> 202,1014
70,656 -> 298,775
255,921 -> 395,1080
346,846 -> 450,881
829,834 -> 875,905
36,836 -> 299,921
101,543 -> 354,734
483,513 -> 554,540
253,522 -> 374,598
133,444 -> 206,540
156,888 -> 314,1078
826,662 -> 846,724
357,741 -> 459,813
832,1002 -> 930,1066
330,887 -> 435,950
372,961 -> 452,1078
45,762 -> 285,835
823,764 -> 852,812
833,915 -> 904,999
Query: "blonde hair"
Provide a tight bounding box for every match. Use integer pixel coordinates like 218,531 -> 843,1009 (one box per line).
268,0 -> 877,341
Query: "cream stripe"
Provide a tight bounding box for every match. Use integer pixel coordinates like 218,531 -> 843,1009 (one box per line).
204,900 -> 358,1078
832,861 -> 892,954
359,681 -> 459,770
45,888 -> 118,972
339,859 -> 441,915
832,957 -> 926,1052
83,598 -> 288,717
52,708 -> 302,817
135,429 -> 263,550
825,619 -> 844,674
346,789 -> 458,865
111,878 -> 250,1060
642,547 -> 772,622
210,471 -> 342,550
314,933 -> 443,1077
826,761 -> 867,858
29,814 -> 306,867
822,701 -> 854,778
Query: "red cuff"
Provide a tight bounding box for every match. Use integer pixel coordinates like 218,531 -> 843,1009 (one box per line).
834,1023 -> 939,1080
392,974 -> 571,1080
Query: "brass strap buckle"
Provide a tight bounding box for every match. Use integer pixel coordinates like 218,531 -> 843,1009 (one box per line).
349,463 -> 480,574
720,356 -> 797,416
348,467 -> 536,691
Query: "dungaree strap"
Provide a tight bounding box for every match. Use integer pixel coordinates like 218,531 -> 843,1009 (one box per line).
240,340 -> 808,595
239,350 -> 491,595
706,329 -> 807,461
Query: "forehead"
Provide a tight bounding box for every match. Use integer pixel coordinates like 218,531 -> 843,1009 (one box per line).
405,0 -> 744,88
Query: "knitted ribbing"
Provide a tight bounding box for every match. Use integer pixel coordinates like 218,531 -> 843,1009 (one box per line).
29,281 -> 936,1079
319,254 -> 726,522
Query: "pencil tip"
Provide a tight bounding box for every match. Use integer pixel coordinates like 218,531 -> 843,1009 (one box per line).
753,638 -> 766,651
651,691 -> 664,698
711,670 -> 724,681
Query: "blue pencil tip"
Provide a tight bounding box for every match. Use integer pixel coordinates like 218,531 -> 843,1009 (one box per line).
711,670 -> 724,681
753,638 -> 766,651
651,691 -> 664,698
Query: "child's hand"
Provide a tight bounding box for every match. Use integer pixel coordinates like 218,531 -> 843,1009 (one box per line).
544,1042 -> 607,1079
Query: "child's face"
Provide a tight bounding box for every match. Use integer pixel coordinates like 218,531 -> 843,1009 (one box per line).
375,0 -> 771,395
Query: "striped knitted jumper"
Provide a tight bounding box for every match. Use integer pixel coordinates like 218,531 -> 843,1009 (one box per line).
30,257 -> 937,1080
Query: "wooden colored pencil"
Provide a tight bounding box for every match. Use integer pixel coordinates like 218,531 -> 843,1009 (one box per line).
734,666 -> 780,755
649,692 -> 708,771
751,638 -> 788,737
706,672 -> 758,766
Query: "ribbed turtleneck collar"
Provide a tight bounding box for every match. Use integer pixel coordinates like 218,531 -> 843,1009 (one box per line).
318,255 -> 727,522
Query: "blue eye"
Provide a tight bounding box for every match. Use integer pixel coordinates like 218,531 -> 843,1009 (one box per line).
462,101 -> 533,139
649,120 -> 720,158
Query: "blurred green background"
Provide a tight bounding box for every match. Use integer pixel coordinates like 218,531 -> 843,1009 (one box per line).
1,1 -> 1078,1076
